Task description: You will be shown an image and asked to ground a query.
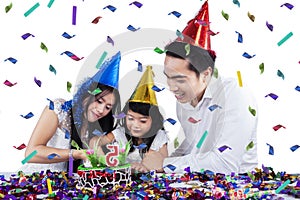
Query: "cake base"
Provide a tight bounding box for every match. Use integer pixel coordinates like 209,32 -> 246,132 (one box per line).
76,163 -> 131,189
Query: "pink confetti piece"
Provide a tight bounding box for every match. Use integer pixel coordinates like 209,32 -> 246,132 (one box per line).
266,21 -> 273,31
129,1 -> 143,8
72,6 -> 77,25
107,36 -> 114,46
34,77 -> 42,87
13,143 -> 27,150
273,124 -> 286,131
91,16 -> 102,24
60,51 -> 84,61
188,117 -> 201,123
3,80 -> 17,87
265,93 -> 278,100
21,33 -> 35,40
218,145 -> 232,152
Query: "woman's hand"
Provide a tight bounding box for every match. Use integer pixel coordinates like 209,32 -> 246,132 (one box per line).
131,162 -> 149,173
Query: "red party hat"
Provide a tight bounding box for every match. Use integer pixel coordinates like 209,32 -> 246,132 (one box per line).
180,0 -> 211,50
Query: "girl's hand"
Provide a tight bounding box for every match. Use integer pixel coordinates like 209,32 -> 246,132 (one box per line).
73,149 -> 87,161
131,162 -> 149,173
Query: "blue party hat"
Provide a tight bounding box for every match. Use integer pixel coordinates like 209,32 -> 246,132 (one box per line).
92,51 -> 121,89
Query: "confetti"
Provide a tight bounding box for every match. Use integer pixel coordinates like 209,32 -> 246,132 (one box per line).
248,106 -> 256,116
20,112 -> 34,119
213,68 -> 218,78
164,118 -> 177,125
96,51 -> 108,69
188,117 -> 201,123
113,112 -> 126,119
24,2 -> 40,17
21,33 -> 35,40
67,81 -> 72,93
133,143 -> 147,150
72,6 -> 77,25
47,153 -> 60,160
63,128 -> 70,139
196,20 -> 209,26
83,195 -> 89,200
174,137 -> 179,149
295,85 -> 300,92
266,143 -> 274,155
236,71 -> 243,87
60,51 -> 84,61
232,0 -> 240,7
277,32 -> 293,46
242,52 -> 256,59
218,145 -> 232,153
13,143 -> 27,150
277,70 -> 284,80
265,93 -> 278,100
46,98 -> 54,110
152,85 -> 165,92
168,11 -> 181,18
154,47 -> 165,54
61,100 -> 72,112
5,3 -> 13,13
61,32 -> 75,39
273,124 -> 286,131
47,0 -> 55,8
129,1 -> 143,8
280,3 -> 294,10
4,57 -> 17,64
246,141 -> 254,151
176,29 -> 184,39
103,5 -> 117,12
185,43 -> 190,55
196,130 -> 208,149
107,36 -> 114,46
21,150 -> 37,164
68,152 -> 73,177
275,179 -> 290,194
290,145 -> 300,152
92,129 -> 106,136
221,10 -> 229,20
247,12 -> 255,22
164,164 -> 176,171
208,104 -> 222,112
3,80 -> 17,87
266,21 -> 273,31
259,63 -> 264,74
207,29 -> 220,36
235,31 -> 243,43
135,60 -> 143,72
34,77 -> 42,87
91,16 -> 102,24
47,178 -> 53,194
127,25 -> 140,32
88,88 -> 102,95
49,65 -> 56,75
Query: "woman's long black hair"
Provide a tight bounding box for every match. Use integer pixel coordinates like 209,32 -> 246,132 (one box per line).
70,81 -> 121,171
122,101 -> 164,158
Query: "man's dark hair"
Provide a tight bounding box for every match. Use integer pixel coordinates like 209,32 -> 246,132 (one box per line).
165,41 -> 216,77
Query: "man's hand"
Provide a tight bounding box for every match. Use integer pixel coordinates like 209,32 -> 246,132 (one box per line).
142,151 -> 164,172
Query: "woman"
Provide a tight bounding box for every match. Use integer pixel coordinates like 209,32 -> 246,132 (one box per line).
21,52 -> 122,173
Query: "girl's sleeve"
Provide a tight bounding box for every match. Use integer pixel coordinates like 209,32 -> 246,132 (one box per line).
150,130 -> 169,151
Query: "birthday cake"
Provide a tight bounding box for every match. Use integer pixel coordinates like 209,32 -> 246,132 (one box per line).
73,140 -> 132,190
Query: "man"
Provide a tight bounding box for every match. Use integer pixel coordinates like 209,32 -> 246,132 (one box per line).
142,41 -> 258,174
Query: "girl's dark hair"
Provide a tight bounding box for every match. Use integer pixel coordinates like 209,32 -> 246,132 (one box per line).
122,101 -> 164,157
165,41 -> 216,77
70,82 -> 121,171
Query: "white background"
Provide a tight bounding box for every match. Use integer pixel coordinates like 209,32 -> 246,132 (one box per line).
0,0 -> 299,173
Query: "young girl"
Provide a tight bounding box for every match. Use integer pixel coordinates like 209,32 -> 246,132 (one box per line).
20,52 -> 122,173
90,66 -> 168,172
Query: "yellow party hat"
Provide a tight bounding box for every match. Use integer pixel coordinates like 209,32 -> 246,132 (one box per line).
129,65 -> 158,106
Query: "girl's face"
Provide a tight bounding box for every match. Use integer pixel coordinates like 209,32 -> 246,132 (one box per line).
126,109 -> 152,138
86,92 -> 116,122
